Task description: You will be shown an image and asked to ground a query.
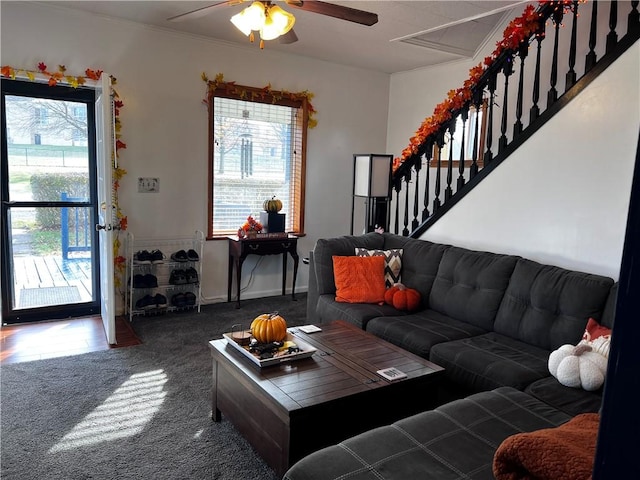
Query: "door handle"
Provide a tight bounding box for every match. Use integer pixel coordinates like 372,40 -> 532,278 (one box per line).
95,224 -> 112,231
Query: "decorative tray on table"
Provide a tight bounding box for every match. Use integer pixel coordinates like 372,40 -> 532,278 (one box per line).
222,330 -> 317,367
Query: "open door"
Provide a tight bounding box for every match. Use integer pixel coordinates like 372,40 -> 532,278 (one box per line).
95,75 -> 116,344
1,79 -> 101,324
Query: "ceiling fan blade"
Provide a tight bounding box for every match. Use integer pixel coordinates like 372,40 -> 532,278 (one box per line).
287,1 -> 378,26
167,0 -> 245,22
278,29 -> 298,44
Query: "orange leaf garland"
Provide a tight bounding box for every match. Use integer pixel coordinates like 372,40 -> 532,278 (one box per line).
1,66 -> 13,78
393,1 -> 581,171
1,61 -> 129,290
203,72 -> 317,128
84,68 -> 103,80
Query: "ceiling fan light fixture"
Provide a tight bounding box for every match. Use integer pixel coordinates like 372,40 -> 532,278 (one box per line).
230,1 -> 266,36
231,1 -> 295,44
266,5 -> 296,35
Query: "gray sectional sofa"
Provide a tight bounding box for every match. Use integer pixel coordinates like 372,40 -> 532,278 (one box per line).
284,232 -> 616,479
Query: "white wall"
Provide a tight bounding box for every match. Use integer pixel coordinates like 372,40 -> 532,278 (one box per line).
388,41 -> 640,279
1,2 -> 391,307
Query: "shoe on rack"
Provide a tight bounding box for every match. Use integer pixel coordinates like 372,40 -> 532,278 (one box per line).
131,274 -> 147,288
171,293 -> 187,308
169,269 -> 187,285
185,267 -> 199,284
171,250 -> 188,262
187,249 -> 200,262
135,294 -> 156,310
143,274 -> 158,288
150,249 -> 165,264
134,250 -> 152,264
154,293 -> 168,308
184,291 -> 197,306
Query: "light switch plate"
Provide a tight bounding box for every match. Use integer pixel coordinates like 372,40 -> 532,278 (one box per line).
138,177 -> 159,193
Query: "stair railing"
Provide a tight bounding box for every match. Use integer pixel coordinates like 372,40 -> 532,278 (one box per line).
391,0 -> 640,237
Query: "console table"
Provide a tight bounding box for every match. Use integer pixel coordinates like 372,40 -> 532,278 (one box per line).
227,235 -> 299,308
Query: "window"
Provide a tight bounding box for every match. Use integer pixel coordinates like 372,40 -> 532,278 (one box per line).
73,105 -> 87,121
207,82 -> 308,238
431,100 -> 488,168
34,106 -> 48,126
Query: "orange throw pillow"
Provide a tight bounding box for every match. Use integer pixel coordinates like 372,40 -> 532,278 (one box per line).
333,255 -> 386,304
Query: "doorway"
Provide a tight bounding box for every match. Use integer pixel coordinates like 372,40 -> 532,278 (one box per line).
1,80 -> 100,324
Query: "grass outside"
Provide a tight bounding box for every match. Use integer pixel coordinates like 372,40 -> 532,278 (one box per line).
9,170 -> 81,256
8,143 -> 88,158
31,230 -> 62,255
9,170 -> 31,200
9,146 -> 92,256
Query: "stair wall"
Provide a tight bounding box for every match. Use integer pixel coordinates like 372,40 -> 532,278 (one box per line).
416,43 -> 639,279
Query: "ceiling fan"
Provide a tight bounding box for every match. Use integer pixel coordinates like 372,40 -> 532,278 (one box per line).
167,1 -> 378,47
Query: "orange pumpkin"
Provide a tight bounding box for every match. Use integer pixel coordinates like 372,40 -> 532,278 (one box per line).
384,284 -> 421,312
250,312 -> 287,343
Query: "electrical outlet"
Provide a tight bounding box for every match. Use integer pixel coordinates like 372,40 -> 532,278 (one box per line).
138,177 -> 159,193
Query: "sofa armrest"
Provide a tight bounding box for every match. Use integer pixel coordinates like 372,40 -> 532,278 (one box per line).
306,251 -> 320,325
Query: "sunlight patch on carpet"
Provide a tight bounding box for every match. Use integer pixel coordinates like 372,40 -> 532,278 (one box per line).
49,369 -> 167,452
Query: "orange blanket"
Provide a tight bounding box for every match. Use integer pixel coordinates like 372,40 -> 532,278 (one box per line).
493,413 -> 599,480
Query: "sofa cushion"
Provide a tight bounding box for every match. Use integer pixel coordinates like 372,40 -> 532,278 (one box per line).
428,247 -> 519,330
366,309 -> 486,358
382,234 -> 450,302
494,259 -> 614,350
313,233 -> 385,296
316,294 -> 406,329
525,376 -> 603,417
430,332 -> 550,393
283,387 -> 571,480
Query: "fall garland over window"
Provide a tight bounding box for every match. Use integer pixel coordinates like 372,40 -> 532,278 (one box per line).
0,62 -> 129,287
394,0 -> 586,171
201,72 -> 317,128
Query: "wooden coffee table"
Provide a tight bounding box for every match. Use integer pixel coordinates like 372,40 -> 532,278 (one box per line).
209,320 -> 444,476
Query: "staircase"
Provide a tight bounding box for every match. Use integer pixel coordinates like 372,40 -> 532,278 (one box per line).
391,0 -> 640,238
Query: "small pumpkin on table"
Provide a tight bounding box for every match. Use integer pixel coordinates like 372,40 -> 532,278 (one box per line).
249,313 -> 299,359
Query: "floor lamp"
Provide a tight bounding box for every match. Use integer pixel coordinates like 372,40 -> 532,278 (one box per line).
351,154 -> 393,235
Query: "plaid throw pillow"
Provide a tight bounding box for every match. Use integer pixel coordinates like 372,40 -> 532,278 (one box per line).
355,248 -> 403,288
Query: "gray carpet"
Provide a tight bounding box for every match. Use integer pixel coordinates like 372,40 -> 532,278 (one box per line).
1,294 -> 308,480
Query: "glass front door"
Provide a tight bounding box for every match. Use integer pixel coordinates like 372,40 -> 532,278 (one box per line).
1,80 -> 100,323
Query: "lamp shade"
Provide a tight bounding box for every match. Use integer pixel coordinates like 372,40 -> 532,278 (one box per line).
261,5 -> 295,40
353,154 -> 392,198
231,1 -> 266,36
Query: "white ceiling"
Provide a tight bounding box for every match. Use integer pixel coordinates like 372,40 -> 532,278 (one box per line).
45,1 -> 529,73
